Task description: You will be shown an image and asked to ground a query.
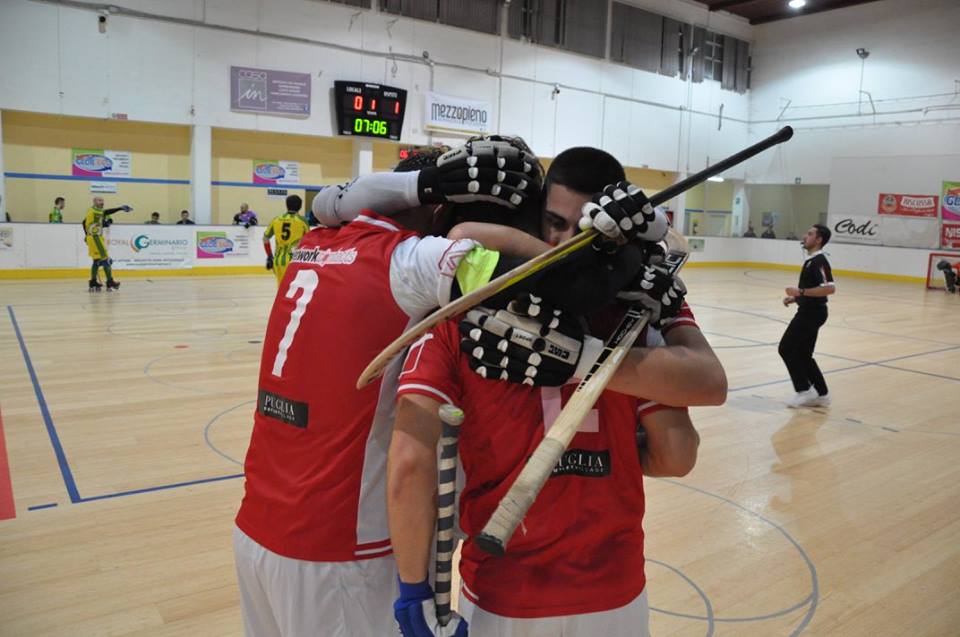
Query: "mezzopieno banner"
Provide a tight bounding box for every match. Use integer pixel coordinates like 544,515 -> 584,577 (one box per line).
424,91 -> 491,134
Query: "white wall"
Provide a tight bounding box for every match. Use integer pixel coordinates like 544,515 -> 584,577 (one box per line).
745,0 -> 960,184
691,236 -> 932,281
0,0 -> 752,178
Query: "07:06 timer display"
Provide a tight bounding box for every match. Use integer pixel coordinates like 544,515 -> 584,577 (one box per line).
334,80 -> 408,141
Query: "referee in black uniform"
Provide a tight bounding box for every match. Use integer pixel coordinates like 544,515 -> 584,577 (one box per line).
780,224 -> 836,408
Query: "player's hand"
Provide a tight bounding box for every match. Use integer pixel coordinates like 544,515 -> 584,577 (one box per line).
579,182 -> 669,246
418,136 -> 542,209
394,580 -> 468,637
459,293 -> 603,386
783,295 -> 795,306
265,255 -> 274,271
617,264 -> 686,327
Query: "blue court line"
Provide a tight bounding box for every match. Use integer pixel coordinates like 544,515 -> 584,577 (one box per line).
7,306 -> 82,503
4,172 -> 189,185
27,503 -> 58,511
79,473 -> 244,502
212,180 -> 328,190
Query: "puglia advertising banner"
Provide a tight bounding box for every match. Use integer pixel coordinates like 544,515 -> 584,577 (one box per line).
876,193 -> 938,217
196,229 -> 251,259
942,181 -> 960,222
252,159 -> 300,186
72,149 -> 131,178
105,226 -> 192,269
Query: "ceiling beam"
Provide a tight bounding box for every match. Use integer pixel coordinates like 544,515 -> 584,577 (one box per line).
707,0 -> 765,11
751,0 -> 883,24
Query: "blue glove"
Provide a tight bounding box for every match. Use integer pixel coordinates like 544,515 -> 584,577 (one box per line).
394,579 -> 468,637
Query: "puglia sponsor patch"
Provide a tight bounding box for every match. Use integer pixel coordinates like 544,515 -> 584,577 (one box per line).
551,449 -> 611,478
258,389 -> 309,428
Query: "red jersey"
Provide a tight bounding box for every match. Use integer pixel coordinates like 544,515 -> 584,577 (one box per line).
396,319 -> 677,618
237,213 -> 479,562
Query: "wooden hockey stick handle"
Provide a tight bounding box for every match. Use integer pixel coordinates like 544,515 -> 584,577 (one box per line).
356,127 -> 794,388
434,404 -> 464,626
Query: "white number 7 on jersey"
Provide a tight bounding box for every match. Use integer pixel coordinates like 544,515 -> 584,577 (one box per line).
271,269 -> 319,377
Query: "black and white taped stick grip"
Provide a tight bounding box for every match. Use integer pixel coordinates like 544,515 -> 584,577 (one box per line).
474,232 -> 690,557
435,403 -> 465,627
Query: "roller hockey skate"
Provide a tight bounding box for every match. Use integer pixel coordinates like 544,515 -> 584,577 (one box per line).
88,279 -> 103,292
105,279 -> 121,291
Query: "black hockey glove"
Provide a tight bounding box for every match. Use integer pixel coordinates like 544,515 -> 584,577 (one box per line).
265,255 -> 274,271
459,293 -> 603,387
617,264 -> 686,328
418,136 -> 543,209
580,181 -> 669,247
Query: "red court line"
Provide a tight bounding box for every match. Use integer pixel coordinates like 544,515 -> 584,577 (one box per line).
0,406 -> 15,520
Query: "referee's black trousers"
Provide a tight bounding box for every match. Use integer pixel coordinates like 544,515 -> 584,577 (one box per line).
778,306 -> 828,396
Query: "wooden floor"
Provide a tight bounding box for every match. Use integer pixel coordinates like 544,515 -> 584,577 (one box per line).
0,269 -> 958,636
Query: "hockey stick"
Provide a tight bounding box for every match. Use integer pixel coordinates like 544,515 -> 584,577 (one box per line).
435,403 -> 465,626
473,230 -> 690,556
356,126 -> 794,389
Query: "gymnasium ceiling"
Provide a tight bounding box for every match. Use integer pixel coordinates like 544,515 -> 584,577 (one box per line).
695,0 -> 885,24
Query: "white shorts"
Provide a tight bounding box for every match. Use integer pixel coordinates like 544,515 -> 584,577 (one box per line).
232,526 -> 398,637
458,588 -> 649,637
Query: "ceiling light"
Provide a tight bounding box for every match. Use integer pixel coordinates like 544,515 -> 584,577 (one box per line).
707,176 -> 725,183
788,0 -> 806,8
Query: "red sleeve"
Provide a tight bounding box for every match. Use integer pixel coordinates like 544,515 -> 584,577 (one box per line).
396,319 -> 463,406
661,300 -> 699,335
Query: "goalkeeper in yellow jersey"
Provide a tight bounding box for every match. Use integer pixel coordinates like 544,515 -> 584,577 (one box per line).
263,194 -> 310,285
83,196 -> 131,291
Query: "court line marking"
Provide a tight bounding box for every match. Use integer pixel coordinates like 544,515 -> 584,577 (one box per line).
0,404 -> 16,520
79,473 -> 244,502
27,503 -> 58,511
656,478 -> 819,636
7,305 -> 81,503
203,400 -> 254,466
648,558 -> 715,637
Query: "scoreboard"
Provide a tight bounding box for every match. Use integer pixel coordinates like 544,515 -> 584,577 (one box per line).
334,80 -> 408,141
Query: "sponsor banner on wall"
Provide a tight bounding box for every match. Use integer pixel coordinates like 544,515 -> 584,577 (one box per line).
105,226 -> 192,269
90,181 -> 118,194
72,149 -> 131,178
253,160 -> 300,185
877,193 -> 938,217
828,214 -> 882,245
196,229 -> 251,259
266,188 -> 289,200
230,66 -> 311,117
0,227 -> 14,251
424,91 -> 491,134
879,216 -> 940,249
942,181 -> 960,222
942,223 -> 960,250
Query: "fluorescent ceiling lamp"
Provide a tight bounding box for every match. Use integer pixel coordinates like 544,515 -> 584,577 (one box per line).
788,0 -> 806,8
707,176 -> 725,182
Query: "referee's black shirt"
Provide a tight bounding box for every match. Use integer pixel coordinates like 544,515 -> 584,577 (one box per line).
797,251 -> 834,309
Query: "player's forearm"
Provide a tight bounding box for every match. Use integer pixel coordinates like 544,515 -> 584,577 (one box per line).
387,396 -> 443,584
640,413 -> 700,477
801,285 -> 835,297
608,344 -> 727,406
448,222 -> 550,259
311,172 -> 420,226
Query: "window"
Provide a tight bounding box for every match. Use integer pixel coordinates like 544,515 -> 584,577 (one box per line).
611,3 -> 663,74
381,0 -> 499,35
322,0 -> 372,7
703,31 -> 724,82
508,0 -> 607,58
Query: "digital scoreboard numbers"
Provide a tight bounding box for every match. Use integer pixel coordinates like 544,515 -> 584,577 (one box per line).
334,81 -> 407,141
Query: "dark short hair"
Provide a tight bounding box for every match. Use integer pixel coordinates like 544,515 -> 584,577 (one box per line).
151,211 -> 160,217
286,194 -> 303,212
812,223 -> 831,246
545,147 -> 625,196
55,197 -> 65,205
181,210 -> 189,215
